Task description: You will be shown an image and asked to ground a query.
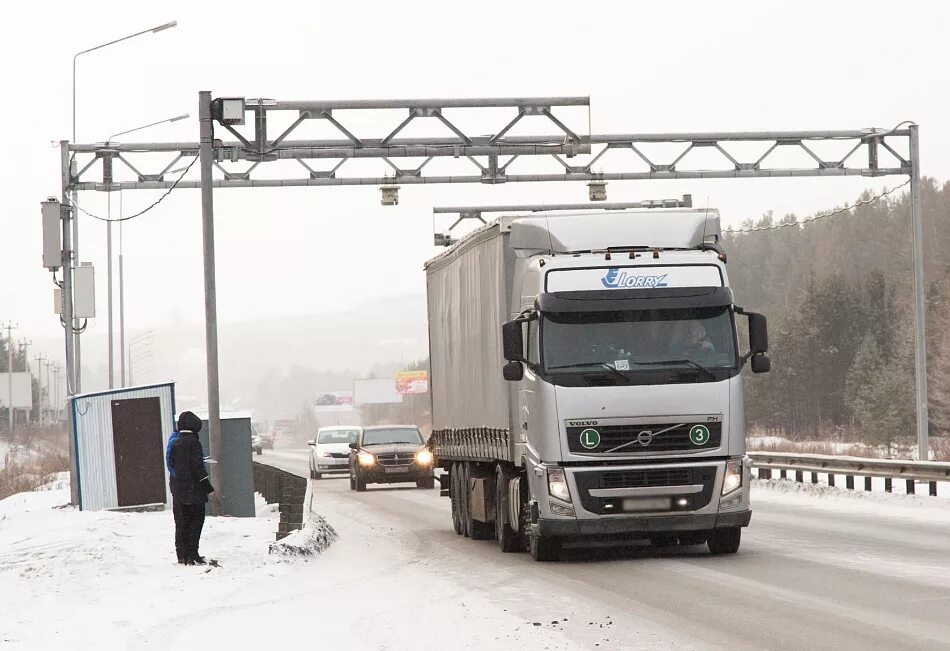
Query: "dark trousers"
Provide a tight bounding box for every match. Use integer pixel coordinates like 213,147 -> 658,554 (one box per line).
173,499 -> 206,561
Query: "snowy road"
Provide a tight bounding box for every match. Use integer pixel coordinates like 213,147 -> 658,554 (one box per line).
260,447 -> 950,651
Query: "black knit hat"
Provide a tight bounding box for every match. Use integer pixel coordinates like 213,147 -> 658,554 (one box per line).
177,411 -> 203,433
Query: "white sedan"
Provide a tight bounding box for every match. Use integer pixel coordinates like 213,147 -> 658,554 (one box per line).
308,427 -> 362,479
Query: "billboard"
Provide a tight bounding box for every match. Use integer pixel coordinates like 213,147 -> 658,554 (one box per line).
395,370 -> 429,395
353,378 -> 403,405
0,373 -> 33,409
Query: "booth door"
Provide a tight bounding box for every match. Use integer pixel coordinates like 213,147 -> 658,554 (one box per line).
111,397 -> 167,507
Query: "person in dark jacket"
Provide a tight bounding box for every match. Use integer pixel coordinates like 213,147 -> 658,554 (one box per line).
167,411 -> 214,565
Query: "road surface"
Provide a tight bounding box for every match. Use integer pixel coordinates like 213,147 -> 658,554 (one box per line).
260,447 -> 950,651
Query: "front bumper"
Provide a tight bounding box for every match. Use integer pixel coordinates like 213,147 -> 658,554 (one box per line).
315,462 -> 349,473
537,509 -> 751,537
360,465 -> 433,483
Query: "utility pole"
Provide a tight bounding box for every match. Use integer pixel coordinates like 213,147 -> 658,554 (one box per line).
19,340 -> 31,424
3,322 -> 18,432
34,354 -> 46,425
199,90 -> 223,516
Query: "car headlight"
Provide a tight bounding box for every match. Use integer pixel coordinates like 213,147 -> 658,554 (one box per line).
547,467 -> 572,503
722,460 -> 742,495
415,449 -> 434,465
320,451 -> 333,458
357,451 -> 376,467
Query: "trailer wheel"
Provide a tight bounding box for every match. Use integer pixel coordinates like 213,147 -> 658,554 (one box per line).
707,527 -> 741,555
457,463 -> 470,537
450,466 -> 463,535
464,463 -> 494,540
495,467 -> 521,552
529,534 -> 560,562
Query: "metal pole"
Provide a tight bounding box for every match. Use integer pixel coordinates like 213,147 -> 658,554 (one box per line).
34,355 -> 44,425
119,191 -> 126,387
4,322 -> 16,432
107,193 -> 114,389
61,141 -> 79,505
199,90 -> 223,515
72,182 -> 81,395
909,124 -> 929,461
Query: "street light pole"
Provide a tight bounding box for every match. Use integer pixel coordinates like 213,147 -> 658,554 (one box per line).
70,20 -> 177,395
104,113 -> 188,389
198,90 -> 223,516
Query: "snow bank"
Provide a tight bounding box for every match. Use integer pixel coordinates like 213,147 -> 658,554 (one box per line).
268,511 -> 337,556
752,478 -> 950,524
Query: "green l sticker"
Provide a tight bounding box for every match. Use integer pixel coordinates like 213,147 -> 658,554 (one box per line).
579,428 -> 601,449
689,425 -> 711,445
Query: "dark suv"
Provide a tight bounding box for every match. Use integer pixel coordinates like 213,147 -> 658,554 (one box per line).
349,425 -> 435,491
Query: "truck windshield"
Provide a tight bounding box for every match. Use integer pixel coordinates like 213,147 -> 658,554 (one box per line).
542,305 -> 737,377
362,428 -> 423,445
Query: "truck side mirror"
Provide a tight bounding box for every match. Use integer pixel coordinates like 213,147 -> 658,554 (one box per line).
502,320 -> 525,362
503,361 -> 524,382
751,353 -> 771,374
747,312 -> 768,354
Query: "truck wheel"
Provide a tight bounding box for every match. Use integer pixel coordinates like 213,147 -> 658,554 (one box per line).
458,463 -> 471,537
355,471 -> 367,493
529,534 -> 560,562
495,468 -> 521,552
450,466 -> 463,535
464,463 -> 494,540
707,527 -> 741,555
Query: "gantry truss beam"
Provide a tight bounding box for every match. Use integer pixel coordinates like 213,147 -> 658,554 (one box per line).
64,96 -> 911,192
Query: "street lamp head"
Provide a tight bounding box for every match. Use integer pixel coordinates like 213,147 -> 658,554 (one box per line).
152,21 -> 177,33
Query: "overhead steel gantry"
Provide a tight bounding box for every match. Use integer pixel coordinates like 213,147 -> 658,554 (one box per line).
51,93 -> 926,510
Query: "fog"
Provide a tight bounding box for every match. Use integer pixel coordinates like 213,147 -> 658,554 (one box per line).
2,0 -> 949,413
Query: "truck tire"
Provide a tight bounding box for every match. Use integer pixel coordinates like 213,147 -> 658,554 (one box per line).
495,467 -> 521,552
449,463 -> 465,536
464,463 -> 493,540
707,527 -> 741,555
529,534 -> 560,562
355,471 -> 367,493
457,463 -> 470,537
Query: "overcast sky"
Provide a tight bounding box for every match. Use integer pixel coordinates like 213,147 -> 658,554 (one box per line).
2,0 -> 948,372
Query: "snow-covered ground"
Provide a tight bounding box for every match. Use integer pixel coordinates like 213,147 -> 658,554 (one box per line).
0,478 -> 680,650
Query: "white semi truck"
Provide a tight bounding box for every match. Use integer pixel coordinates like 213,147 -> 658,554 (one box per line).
425,206 -> 770,561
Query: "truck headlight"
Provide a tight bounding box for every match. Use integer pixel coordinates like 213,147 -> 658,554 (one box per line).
722,460 -> 742,495
357,451 -> 376,467
547,468 -> 572,503
415,449 -> 434,465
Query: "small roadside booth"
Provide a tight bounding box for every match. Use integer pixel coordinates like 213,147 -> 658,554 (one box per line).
71,382 -> 176,511
194,410 -> 256,518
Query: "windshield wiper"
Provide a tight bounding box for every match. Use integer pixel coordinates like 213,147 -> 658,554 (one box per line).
546,362 -> 633,383
634,359 -> 717,381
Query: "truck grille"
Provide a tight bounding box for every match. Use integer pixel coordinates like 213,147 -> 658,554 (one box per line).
573,466 -> 717,515
566,421 -> 721,454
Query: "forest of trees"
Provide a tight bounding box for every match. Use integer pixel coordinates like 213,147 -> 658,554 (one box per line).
725,178 -> 950,450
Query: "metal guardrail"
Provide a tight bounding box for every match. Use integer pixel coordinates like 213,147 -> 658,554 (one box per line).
750,452 -> 950,496
252,462 -> 307,540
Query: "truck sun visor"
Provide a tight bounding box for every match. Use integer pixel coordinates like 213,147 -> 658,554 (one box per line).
536,286 -> 734,313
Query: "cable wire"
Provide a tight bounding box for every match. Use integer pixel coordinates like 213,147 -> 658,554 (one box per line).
72,155 -> 199,223
724,180 -> 910,234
